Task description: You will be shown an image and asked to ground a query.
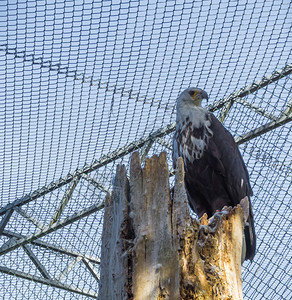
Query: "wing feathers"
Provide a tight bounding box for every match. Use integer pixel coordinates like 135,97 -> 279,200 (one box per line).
173,109 -> 256,261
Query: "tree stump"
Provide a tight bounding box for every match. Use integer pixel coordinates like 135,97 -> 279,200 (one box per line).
98,152 -> 247,300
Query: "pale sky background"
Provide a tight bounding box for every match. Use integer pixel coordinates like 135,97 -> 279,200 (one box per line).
0,0 -> 291,299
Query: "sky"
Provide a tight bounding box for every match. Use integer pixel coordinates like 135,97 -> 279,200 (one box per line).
0,0 -> 291,299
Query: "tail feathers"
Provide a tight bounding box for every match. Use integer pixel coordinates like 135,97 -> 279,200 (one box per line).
244,205 -> 256,261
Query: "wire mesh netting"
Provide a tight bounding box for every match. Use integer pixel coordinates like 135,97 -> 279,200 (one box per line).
0,0 -> 291,299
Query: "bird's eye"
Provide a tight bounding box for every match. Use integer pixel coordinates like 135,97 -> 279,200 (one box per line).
189,90 -> 195,96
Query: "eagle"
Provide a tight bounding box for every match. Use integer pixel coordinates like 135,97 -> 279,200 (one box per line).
172,87 -> 256,261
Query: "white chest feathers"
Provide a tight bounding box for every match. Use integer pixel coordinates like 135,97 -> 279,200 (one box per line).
173,107 -> 213,164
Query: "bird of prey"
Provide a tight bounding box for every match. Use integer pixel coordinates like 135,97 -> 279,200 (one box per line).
172,87 -> 256,261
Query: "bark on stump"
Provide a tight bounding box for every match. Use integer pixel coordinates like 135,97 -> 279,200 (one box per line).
98,152 -> 247,300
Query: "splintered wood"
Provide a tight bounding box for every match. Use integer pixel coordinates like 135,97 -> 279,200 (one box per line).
98,152 -> 245,300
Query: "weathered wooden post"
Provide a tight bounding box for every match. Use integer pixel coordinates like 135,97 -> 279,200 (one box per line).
98,152 -> 247,299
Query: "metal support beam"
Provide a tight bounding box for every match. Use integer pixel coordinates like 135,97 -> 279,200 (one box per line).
81,174 -> 110,194
0,266 -> 98,298
56,256 -> 82,281
140,140 -> 154,162
0,123 -> 175,217
14,207 -> 44,229
0,201 -> 105,256
209,63 -> 292,112
218,100 -> 234,123
23,245 -> 51,280
0,64 -> 291,219
0,237 -> 17,250
217,95 -> 278,124
236,113 -> 292,145
156,137 -> 173,150
50,176 -> 80,225
169,168 -> 175,177
282,97 -> 292,118
0,209 -> 13,234
233,97 -> 278,121
83,258 -> 100,282
2,229 -> 100,264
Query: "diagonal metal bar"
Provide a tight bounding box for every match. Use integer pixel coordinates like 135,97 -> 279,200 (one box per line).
218,100 -> 235,123
0,201 -> 104,256
0,64 -> 291,218
209,63 -> 292,112
2,229 -> 100,264
23,245 -> 51,280
169,168 -> 175,177
156,137 -> 173,150
0,209 -> 13,235
0,123 -> 175,217
56,256 -> 82,281
81,174 -> 110,194
233,97 -> 278,121
14,207 -> 44,230
50,176 -> 80,225
236,113 -> 292,145
140,140 -> 155,162
0,237 -> 18,250
0,266 -> 98,298
217,94 -> 279,123
282,97 -> 292,117
83,258 -> 100,282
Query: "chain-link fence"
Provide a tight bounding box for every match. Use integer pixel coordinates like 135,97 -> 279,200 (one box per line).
0,1 -> 291,299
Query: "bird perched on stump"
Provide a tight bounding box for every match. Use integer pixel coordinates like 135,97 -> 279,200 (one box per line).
172,87 -> 256,261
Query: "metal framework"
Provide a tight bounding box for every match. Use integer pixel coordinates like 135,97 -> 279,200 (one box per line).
0,63 -> 291,297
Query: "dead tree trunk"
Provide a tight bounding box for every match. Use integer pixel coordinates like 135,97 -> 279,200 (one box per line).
98,152 -> 247,300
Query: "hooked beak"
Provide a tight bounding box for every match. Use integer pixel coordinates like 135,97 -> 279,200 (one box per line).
200,90 -> 209,102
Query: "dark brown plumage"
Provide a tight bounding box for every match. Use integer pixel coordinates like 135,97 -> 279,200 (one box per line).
173,87 -> 256,261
